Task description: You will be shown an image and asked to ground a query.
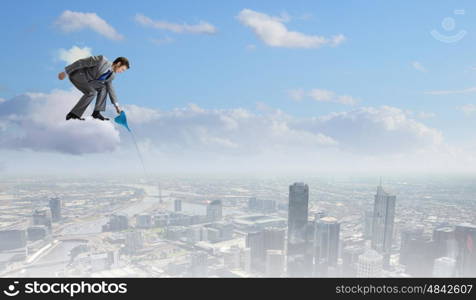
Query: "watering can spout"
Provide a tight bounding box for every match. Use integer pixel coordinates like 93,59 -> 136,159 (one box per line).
114,111 -> 131,132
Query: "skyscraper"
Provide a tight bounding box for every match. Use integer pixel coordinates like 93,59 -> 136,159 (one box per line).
265,250 -> 285,277
454,223 -> 476,277
102,214 -> 128,232
399,225 -> 424,265
241,248 -> 251,273
124,231 -> 144,254
371,183 -> 396,269
32,208 -> 52,230
363,210 -> 373,240
313,216 -> 340,276
264,228 -> 285,251
357,249 -> 383,277
206,200 -> 222,222
433,257 -> 456,277
223,246 -> 241,270
190,251 -> 208,277
174,199 -> 182,212
432,225 -> 456,259
342,245 -> 365,277
246,231 -> 266,273
401,237 -> 435,277
287,182 -> 311,277
49,197 -> 62,222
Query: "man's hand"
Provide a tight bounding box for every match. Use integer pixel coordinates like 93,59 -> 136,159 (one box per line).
58,72 -> 66,80
115,105 -> 122,114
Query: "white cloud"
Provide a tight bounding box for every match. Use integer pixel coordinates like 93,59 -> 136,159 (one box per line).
127,103 -> 338,157
58,46 -> 92,64
150,37 -> 174,46
417,112 -> 436,119
0,89 -> 120,155
425,87 -> 476,95
135,13 -> 217,34
405,110 -> 436,119
1,89 -> 453,174
116,103 -> 443,159
309,89 -> 336,102
236,9 -> 345,48
0,98 -> 5,103
412,61 -> 427,72
122,104 -> 160,124
294,106 -> 443,155
288,88 -> 359,105
457,104 -> 476,115
55,10 -> 124,40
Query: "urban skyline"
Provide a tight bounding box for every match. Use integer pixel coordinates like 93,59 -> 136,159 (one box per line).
0,174 -> 475,277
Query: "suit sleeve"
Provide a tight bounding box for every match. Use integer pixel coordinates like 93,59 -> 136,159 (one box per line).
64,55 -> 103,75
106,80 -> 118,106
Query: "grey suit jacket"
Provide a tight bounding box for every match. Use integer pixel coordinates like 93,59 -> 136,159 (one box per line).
65,55 -> 119,106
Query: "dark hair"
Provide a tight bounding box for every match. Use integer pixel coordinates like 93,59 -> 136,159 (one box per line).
113,57 -> 130,69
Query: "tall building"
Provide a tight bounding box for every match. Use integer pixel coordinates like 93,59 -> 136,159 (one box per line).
223,246 -> 241,270
190,251 -> 208,277
241,248 -> 251,273
246,231 -> 266,273
246,228 -> 286,275
363,210 -> 373,240
433,257 -> 456,277
399,226 -> 424,265
371,183 -> 396,269
401,237 -> 435,277
264,228 -> 285,251
206,200 -> 222,222
357,249 -> 383,277
432,225 -> 456,259
342,245 -> 365,277
102,214 -> 128,232
174,199 -> 182,212
32,208 -> 52,230
124,231 -> 143,253
454,223 -> 476,277
313,216 -> 340,276
49,197 -> 62,222
287,182 -> 311,277
266,250 -> 285,277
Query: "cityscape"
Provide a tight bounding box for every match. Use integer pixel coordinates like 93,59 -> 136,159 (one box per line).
0,173 -> 475,278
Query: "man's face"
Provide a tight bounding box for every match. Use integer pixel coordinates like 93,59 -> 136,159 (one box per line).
113,63 -> 128,73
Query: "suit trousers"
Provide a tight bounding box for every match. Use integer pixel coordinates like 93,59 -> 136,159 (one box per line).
69,71 -> 107,117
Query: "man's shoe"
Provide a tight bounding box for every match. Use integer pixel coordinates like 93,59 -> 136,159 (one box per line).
92,111 -> 109,121
66,112 -> 85,121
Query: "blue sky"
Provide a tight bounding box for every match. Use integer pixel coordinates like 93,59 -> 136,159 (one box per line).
1,1 -> 476,174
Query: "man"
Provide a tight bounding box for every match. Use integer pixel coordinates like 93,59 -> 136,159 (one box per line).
58,55 -> 129,121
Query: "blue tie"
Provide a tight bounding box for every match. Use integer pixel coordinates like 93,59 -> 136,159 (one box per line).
98,70 -> 112,81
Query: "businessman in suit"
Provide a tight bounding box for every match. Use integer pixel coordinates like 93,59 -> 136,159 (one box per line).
58,55 -> 129,121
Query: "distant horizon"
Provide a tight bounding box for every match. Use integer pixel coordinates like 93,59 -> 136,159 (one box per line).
2,169 -> 476,181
